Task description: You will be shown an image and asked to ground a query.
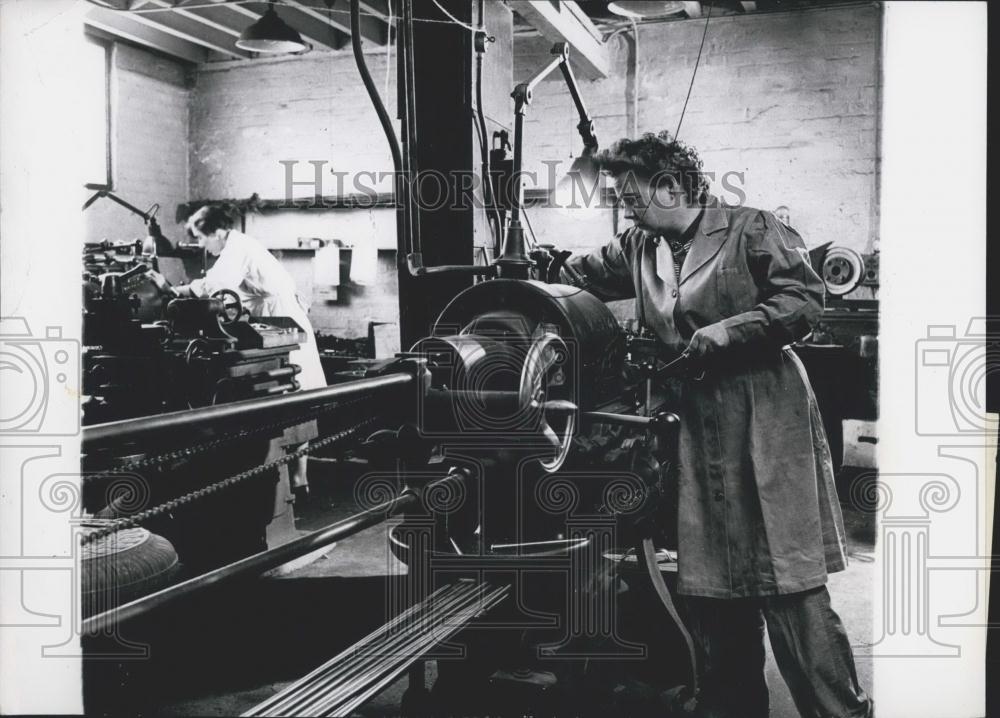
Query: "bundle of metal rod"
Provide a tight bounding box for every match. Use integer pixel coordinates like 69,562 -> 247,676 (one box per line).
245,579 -> 510,717
81,470 -> 469,634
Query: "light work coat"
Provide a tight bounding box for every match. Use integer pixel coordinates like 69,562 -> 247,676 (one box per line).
189,230 -> 326,392
563,202 -> 848,598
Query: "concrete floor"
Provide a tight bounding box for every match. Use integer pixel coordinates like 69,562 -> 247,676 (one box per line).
132,461 -> 877,718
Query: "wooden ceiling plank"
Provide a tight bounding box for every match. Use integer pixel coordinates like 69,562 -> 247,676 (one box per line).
85,6 -> 209,63
509,1 -> 609,79
143,0 -> 241,36
357,0 -> 390,23
99,4 -> 253,58
283,0 -> 387,45
174,0 -> 336,50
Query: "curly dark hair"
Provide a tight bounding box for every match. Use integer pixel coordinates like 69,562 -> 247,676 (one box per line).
596,131 -> 709,206
186,203 -> 241,238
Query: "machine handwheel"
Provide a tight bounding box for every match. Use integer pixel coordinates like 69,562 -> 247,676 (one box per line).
211,289 -> 245,323
519,332 -> 577,473
822,247 -> 865,296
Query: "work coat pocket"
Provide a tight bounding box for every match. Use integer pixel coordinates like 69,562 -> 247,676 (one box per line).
714,266 -> 752,316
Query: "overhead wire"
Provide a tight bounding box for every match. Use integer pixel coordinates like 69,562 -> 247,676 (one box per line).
674,1 -> 713,140
429,0 -> 485,35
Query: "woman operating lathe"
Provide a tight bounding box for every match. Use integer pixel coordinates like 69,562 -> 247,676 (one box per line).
152,204 -> 326,499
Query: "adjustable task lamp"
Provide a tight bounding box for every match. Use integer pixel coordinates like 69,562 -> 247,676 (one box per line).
495,43 -> 600,279
403,43 -> 599,281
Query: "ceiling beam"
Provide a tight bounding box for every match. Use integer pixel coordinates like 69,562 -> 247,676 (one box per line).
161,0 -> 336,51
280,0 -> 387,46
142,0 -> 243,37
681,2 -> 702,18
85,6 -> 209,64
88,3 -> 252,59
509,1 -> 609,79
358,0 -> 390,23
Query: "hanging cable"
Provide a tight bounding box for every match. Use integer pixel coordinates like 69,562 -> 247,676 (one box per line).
429,0 -> 489,36
674,2 -> 713,140
349,0 -> 407,260
630,19 -> 639,137
383,1 -> 394,101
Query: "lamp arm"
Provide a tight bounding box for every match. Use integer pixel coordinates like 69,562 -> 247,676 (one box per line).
557,57 -> 598,150
81,189 -> 156,223
498,43 -> 599,279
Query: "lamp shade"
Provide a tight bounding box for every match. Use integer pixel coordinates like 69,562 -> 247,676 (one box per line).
236,4 -> 310,54
607,1 -> 688,19
553,152 -> 603,212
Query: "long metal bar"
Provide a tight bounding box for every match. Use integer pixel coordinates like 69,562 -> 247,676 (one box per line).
259,583 -> 488,716
290,585 -> 507,717
300,586 -> 495,714
322,586 -> 509,717
246,584 -> 460,715
82,372 -> 412,449
273,584 -> 482,713
400,0 -> 421,255
280,583 -> 491,716
583,410 -> 653,428
81,471 -> 464,634
248,581 -> 483,716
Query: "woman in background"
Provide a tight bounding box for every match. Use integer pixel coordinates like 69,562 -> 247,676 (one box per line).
158,204 -> 325,499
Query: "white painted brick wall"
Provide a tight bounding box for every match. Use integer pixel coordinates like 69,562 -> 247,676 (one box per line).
517,4 -> 880,260
125,4 -> 877,338
85,43 -> 190,244
189,50 -> 398,200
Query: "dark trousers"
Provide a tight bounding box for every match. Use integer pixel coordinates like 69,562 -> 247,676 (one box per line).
680,585 -> 873,718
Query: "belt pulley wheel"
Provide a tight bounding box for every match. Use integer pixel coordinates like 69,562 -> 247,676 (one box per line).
821,246 -> 865,296
519,332 -> 577,473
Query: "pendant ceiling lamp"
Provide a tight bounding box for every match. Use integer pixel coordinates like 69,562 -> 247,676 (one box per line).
236,1 -> 310,55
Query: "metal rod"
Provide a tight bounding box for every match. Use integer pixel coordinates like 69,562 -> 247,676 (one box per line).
523,54 -> 565,97
82,373 -> 412,449
328,587 -> 509,717
509,109 -> 526,227
299,586 -> 508,717
276,583 -> 482,713
245,583 -> 463,716
262,582 -> 489,716
255,582 -> 484,716
285,584 -> 492,715
583,410 -> 653,428
81,471 -> 465,634
557,59 -> 598,149
401,0 -> 421,255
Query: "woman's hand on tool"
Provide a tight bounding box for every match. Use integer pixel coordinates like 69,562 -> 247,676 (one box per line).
147,270 -> 181,297
685,323 -> 730,357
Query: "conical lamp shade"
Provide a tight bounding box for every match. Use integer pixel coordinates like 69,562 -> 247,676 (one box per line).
236,4 -> 309,54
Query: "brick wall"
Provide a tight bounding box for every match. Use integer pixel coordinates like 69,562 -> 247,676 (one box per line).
517,3 -> 881,265
188,49 -> 404,345
184,3 -> 879,338
85,43 -> 191,245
